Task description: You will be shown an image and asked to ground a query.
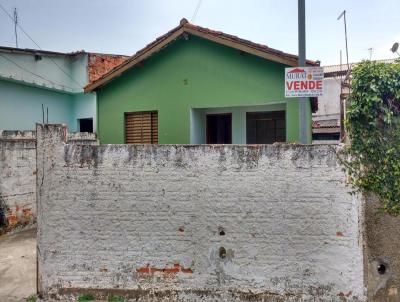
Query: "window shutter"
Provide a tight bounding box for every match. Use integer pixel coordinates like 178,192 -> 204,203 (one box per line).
125,111 -> 158,144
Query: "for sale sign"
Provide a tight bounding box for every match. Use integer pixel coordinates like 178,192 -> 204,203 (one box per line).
285,67 -> 324,97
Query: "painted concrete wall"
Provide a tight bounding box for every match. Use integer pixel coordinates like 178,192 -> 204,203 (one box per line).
37,124 -> 364,301
97,36 -> 312,144
0,129 -> 98,234
0,51 -> 86,93
0,52 -> 96,132
0,130 -> 36,233
0,80 -> 76,131
190,103 -> 286,144
0,78 -> 96,132
73,93 -> 97,132
364,195 -> 400,301
313,77 -> 341,121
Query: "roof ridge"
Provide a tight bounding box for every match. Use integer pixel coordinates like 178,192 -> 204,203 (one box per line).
85,18 -> 319,92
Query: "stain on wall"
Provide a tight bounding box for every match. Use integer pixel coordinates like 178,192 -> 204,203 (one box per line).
37,124 -> 365,301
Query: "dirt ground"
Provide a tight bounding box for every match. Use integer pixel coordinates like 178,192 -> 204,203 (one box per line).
0,228 -> 36,302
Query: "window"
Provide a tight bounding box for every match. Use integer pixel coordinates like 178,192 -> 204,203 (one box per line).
125,111 -> 158,144
246,111 -> 286,144
78,118 -> 93,133
206,113 -> 232,144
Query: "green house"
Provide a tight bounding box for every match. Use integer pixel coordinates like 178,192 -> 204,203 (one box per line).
86,19 -> 318,144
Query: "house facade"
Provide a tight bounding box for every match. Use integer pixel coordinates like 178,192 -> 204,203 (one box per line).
86,19 -> 318,144
0,47 -> 127,132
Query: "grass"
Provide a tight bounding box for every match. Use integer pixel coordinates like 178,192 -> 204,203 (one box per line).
108,295 -> 124,302
26,295 -> 37,302
77,294 -> 95,301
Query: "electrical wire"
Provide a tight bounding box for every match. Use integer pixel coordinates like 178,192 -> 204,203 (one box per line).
0,3 -> 85,89
191,0 -> 202,23
0,53 -> 77,91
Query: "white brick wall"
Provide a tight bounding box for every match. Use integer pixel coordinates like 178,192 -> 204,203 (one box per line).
0,135 -> 36,230
0,129 -> 97,232
37,124 -> 365,301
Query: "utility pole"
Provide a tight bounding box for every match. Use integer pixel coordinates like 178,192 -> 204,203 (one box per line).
298,0 -> 307,144
13,8 -> 18,48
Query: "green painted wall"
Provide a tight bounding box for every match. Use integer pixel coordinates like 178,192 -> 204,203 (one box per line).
97,36 -> 311,144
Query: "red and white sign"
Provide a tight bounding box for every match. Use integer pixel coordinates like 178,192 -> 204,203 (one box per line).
285,67 -> 324,97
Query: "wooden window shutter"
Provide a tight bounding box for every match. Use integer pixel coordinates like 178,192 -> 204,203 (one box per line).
125,111 -> 158,144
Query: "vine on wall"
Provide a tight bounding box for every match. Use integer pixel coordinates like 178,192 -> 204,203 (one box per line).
344,60 -> 400,215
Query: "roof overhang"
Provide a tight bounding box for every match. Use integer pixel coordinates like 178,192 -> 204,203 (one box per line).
85,19 -> 319,92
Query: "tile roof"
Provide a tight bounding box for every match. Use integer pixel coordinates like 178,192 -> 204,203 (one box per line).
323,59 -> 397,78
87,54 -> 129,84
85,18 -> 319,92
312,119 -> 340,129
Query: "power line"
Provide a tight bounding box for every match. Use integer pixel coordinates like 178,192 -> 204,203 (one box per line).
0,53 -> 77,91
0,3 -> 85,89
191,0 -> 202,22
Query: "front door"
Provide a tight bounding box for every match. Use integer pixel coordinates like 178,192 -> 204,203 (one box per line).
246,111 -> 286,144
206,113 -> 232,144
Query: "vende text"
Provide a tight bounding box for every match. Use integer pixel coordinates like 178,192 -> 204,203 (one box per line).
286,80 -> 323,91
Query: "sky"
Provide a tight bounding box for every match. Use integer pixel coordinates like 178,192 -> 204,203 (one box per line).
0,0 -> 399,66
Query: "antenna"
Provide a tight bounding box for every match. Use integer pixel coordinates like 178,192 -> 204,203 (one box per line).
191,0 -> 203,22
337,10 -> 349,69
368,47 -> 374,60
13,8 -> 18,48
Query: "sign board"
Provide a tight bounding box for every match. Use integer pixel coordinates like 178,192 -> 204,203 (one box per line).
285,67 -> 324,98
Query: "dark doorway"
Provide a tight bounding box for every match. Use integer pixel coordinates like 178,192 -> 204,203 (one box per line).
78,118 -> 93,133
246,111 -> 286,144
206,113 -> 232,144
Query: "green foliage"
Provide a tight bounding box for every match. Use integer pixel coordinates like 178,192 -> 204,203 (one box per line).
108,295 -> 124,302
26,295 -> 37,302
77,294 -> 95,302
344,59 -> 400,215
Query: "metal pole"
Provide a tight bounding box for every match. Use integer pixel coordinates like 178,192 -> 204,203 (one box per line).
298,0 -> 307,144
13,8 -> 18,48
343,11 -> 349,68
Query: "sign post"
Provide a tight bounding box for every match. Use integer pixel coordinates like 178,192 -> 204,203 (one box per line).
298,0 -> 307,144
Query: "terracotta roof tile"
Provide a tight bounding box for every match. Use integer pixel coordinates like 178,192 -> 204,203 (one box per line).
85,18 -> 319,92
88,54 -> 129,84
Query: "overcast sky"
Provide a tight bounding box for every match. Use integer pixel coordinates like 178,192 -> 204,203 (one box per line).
0,0 -> 399,66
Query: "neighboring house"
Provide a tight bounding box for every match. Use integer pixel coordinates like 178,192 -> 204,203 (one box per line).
86,19 -> 319,144
0,46 -> 128,132
313,59 -> 396,144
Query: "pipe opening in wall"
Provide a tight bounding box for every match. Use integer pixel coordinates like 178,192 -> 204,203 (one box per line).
377,264 -> 386,275
219,227 -> 225,236
219,247 -> 227,259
